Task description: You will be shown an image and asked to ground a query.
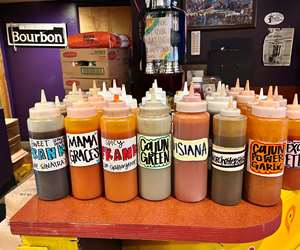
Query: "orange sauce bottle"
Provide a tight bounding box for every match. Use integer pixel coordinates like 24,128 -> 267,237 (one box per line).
100,96 -> 138,202
236,80 -> 256,115
65,102 -> 102,200
283,94 -> 300,189
244,86 -> 288,206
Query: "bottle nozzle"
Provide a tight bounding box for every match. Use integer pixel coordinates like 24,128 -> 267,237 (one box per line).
72,82 -> 77,95
102,82 -> 107,93
225,85 -> 229,92
153,79 -> 158,89
217,81 -> 222,93
267,86 -> 273,100
150,87 -> 156,101
235,78 -> 240,88
55,96 -> 60,105
293,94 -> 298,106
274,85 -> 279,97
221,84 -> 226,96
259,88 -> 264,99
113,79 -> 117,89
40,89 -> 47,103
78,88 -> 83,97
121,84 -> 126,100
245,80 -> 250,91
183,81 -> 188,93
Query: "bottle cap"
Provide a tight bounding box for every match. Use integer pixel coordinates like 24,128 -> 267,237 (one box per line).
174,81 -> 189,103
221,101 -> 241,117
208,100 -> 237,113
103,95 -> 131,117
228,78 -> 244,97
34,89 -> 55,109
287,94 -> 300,119
140,88 -> 169,116
64,82 -> 83,105
88,92 -> 106,111
120,84 -> 138,109
273,86 -> 287,107
29,90 -> 60,119
55,96 -> 66,114
98,81 -> 113,101
67,101 -> 97,118
252,86 -> 286,118
236,80 -> 256,104
176,85 -> 207,113
109,79 -> 122,95
182,81 -> 189,96
88,80 -> 100,96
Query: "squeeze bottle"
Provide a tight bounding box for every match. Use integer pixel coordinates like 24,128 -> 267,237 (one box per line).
273,86 -> 287,107
138,89 -> 172,200
55,96 -> 67,116
211,103 -> 247,205
100,96 -> 138,202
228,78 -> 244,98
283,94 -> 300,190
120,84 -> 138,114
236,80 -> 256,115
63,83 -> 83,106
65,101 -> 102,199
244,86 -> 288,206
28,90 -> 69,200
109,79 -> 122,96
173,85 -> 209,202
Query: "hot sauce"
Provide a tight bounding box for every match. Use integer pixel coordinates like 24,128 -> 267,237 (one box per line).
100,96 -> 137,202
211,104 -> 247,205
173,86 -> 209,202
244,86 -> 288,206
65,102 -> 102,200
138,90 -> 171,200
283,94 -> 300,190
236,80 -> 256,115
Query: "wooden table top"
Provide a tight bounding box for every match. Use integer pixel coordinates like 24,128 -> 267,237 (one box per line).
10,195 -> 281,243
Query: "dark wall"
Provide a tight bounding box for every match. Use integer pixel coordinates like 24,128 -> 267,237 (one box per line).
0,2 -> 79,140
186,0 -> 300,86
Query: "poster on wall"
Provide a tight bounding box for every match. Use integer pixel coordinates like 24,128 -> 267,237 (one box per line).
185,0 -> 256,30
6,23 -> 67,47
263,28 -> 294,66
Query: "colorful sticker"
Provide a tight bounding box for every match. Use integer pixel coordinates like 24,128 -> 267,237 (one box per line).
138,134 -> 171,169
30,136 -> 67,172
285,140 -> 300,168
102,137 -> 137,172
212,144 -> 246,172
247,139 -> 286,177
173,137 -> 208,161
67,131 -> 100,167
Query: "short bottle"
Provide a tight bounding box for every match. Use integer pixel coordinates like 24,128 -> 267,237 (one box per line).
173,85 -> 209,202
65,102 -> 102,200
244,86 -> 288,206
27,90 -> 69,200
211,105 -> 247,205
100,96 -> 138,202
137,90 -> 172,200
283,94 -> 300,190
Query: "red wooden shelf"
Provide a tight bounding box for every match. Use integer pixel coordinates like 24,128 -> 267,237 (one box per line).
10,196 -> 281,243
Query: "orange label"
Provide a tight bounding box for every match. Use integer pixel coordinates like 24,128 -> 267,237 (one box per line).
247,139 -> 286,177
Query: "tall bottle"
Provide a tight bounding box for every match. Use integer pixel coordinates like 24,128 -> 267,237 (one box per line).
283,94 -> 300,190
100,96 -> 138,202
211,104 -> 247,205
27,90 -> 69,200
138,90 -> 172,200
65,102 -> 102,200
244,86 -> 288,206
173,85 -> 209,202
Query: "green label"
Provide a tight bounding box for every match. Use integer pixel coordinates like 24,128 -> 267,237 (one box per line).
137,134 -> 171,169
80,67 -> 104,75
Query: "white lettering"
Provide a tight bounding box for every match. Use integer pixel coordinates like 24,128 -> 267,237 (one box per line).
40,32 -> 48,42
19,34 -> 27,42
54,33 -> 63,43
12,31 -> 19,42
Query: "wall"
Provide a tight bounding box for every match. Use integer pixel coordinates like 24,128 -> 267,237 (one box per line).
186,0 -> 300,86
0,2 -> 79,140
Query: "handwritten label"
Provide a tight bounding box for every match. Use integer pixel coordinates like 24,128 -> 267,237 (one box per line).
285,140 -> 300,168
101,137 -> 137,172
30,136 -> 67,172
138,134 -> 171,169
67,131 -> 100,167
247,139 -> 286,177
212,144 -> 246,172
173,138 -> 208,161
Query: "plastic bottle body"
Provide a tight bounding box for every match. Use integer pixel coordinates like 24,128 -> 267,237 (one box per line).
211,114 -> 247,205
244,114 -> 288,206
137,114 -> 171,200
65,115 -> 102,200
100,114 -> 138,202
237,103 -> 248,116
173,111 -> 209,202
27,115 -> 70,200
283,118 -> 300,190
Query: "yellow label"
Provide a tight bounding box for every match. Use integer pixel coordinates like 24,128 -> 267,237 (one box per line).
173,137 -> 208,161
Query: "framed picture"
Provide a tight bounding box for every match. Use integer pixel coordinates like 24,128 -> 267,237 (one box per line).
185,0 -> 257,30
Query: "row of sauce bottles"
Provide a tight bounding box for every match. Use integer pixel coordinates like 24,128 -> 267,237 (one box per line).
27,79 -> 300,207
